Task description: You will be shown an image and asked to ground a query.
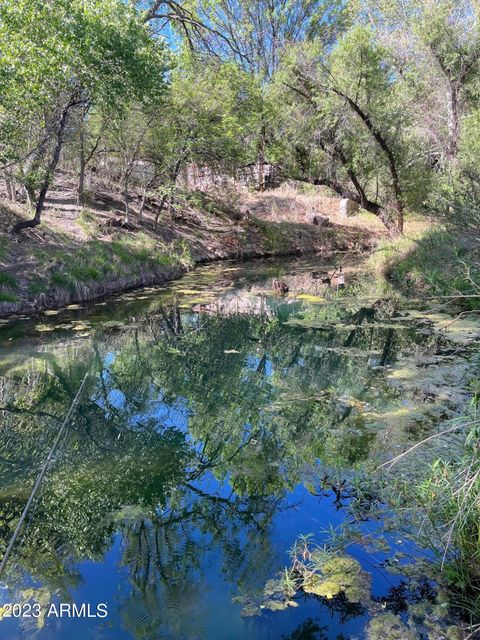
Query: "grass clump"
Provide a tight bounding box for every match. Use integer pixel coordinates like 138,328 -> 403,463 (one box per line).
0,269 -> 18,303
370,225 -> 480,309
0,238 -> 8,261
77,208 -> 100,237
69,264 -> 101,282
413,416 -> 480,617
50,271 -> 75,290
0,272 -> 16,287
28,277 -> 46,295
0,292 -> 18,302
380,386 -> 480,620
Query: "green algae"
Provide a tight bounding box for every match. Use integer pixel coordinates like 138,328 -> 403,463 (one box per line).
303,555 -> 371,604
367,613 -> 417,640
295,294 -> 324,303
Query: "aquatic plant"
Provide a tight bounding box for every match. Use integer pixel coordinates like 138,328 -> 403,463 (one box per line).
377,406 -> 480,620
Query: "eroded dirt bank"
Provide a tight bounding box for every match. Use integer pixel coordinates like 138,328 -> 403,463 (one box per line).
0,179 -> 380,318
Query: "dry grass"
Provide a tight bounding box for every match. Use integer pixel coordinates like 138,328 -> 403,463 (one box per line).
240,182 -> 388,237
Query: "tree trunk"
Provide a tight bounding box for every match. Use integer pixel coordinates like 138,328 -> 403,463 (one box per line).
447,81 -> 460,166
340,92 -> 404,234
25,184 -> 36,212
154,194 -> 167,232
258,126 -> 266,192
296,174 -> 399,233
139,184 -> 147,223
124,174 -> 130,224
392,199 -> 404,234
12,103 -> 71,233
77,126 -> 86,205
285,78 -> 405,234
139,173 -> 158,224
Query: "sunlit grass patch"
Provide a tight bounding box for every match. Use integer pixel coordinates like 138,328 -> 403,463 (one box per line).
38,231 -> 192,294
77,208 -> 101,238
369,220 -> 480,308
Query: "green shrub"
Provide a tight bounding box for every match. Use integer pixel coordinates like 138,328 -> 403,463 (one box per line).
429,170 -> 480,235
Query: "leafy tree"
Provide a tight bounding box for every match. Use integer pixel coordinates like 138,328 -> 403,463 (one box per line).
268,26 -> 431,232
356,0 -> 480,168
0,0 -> 167,231
349,1 -> 480,232
141,54 -> 263,225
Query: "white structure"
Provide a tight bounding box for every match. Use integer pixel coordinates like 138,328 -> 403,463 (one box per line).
339,198 -> 360,216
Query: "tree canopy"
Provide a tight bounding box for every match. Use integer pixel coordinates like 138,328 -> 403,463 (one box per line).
1,0 -> 480,233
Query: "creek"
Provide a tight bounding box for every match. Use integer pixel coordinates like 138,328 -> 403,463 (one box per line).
0,255 -> 478,640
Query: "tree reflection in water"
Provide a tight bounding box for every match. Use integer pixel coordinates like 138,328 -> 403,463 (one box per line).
0,270 -> 443,639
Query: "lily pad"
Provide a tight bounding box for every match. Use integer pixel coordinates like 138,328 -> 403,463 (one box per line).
72,324 -> 90,331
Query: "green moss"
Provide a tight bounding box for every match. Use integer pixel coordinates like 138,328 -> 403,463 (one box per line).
446,626 -> 464,640
263,600 -> 287,611
240,603 -> 261,617
303,576 -> 342,599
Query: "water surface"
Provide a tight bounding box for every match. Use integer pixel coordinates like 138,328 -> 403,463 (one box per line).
0,256 -> 472,639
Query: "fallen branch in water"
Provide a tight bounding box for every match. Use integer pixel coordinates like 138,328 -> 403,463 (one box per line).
439,309 -> 480,331
375,419 -> 480,472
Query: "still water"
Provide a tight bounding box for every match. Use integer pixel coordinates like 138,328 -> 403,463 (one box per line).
0,256 -> 471,639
